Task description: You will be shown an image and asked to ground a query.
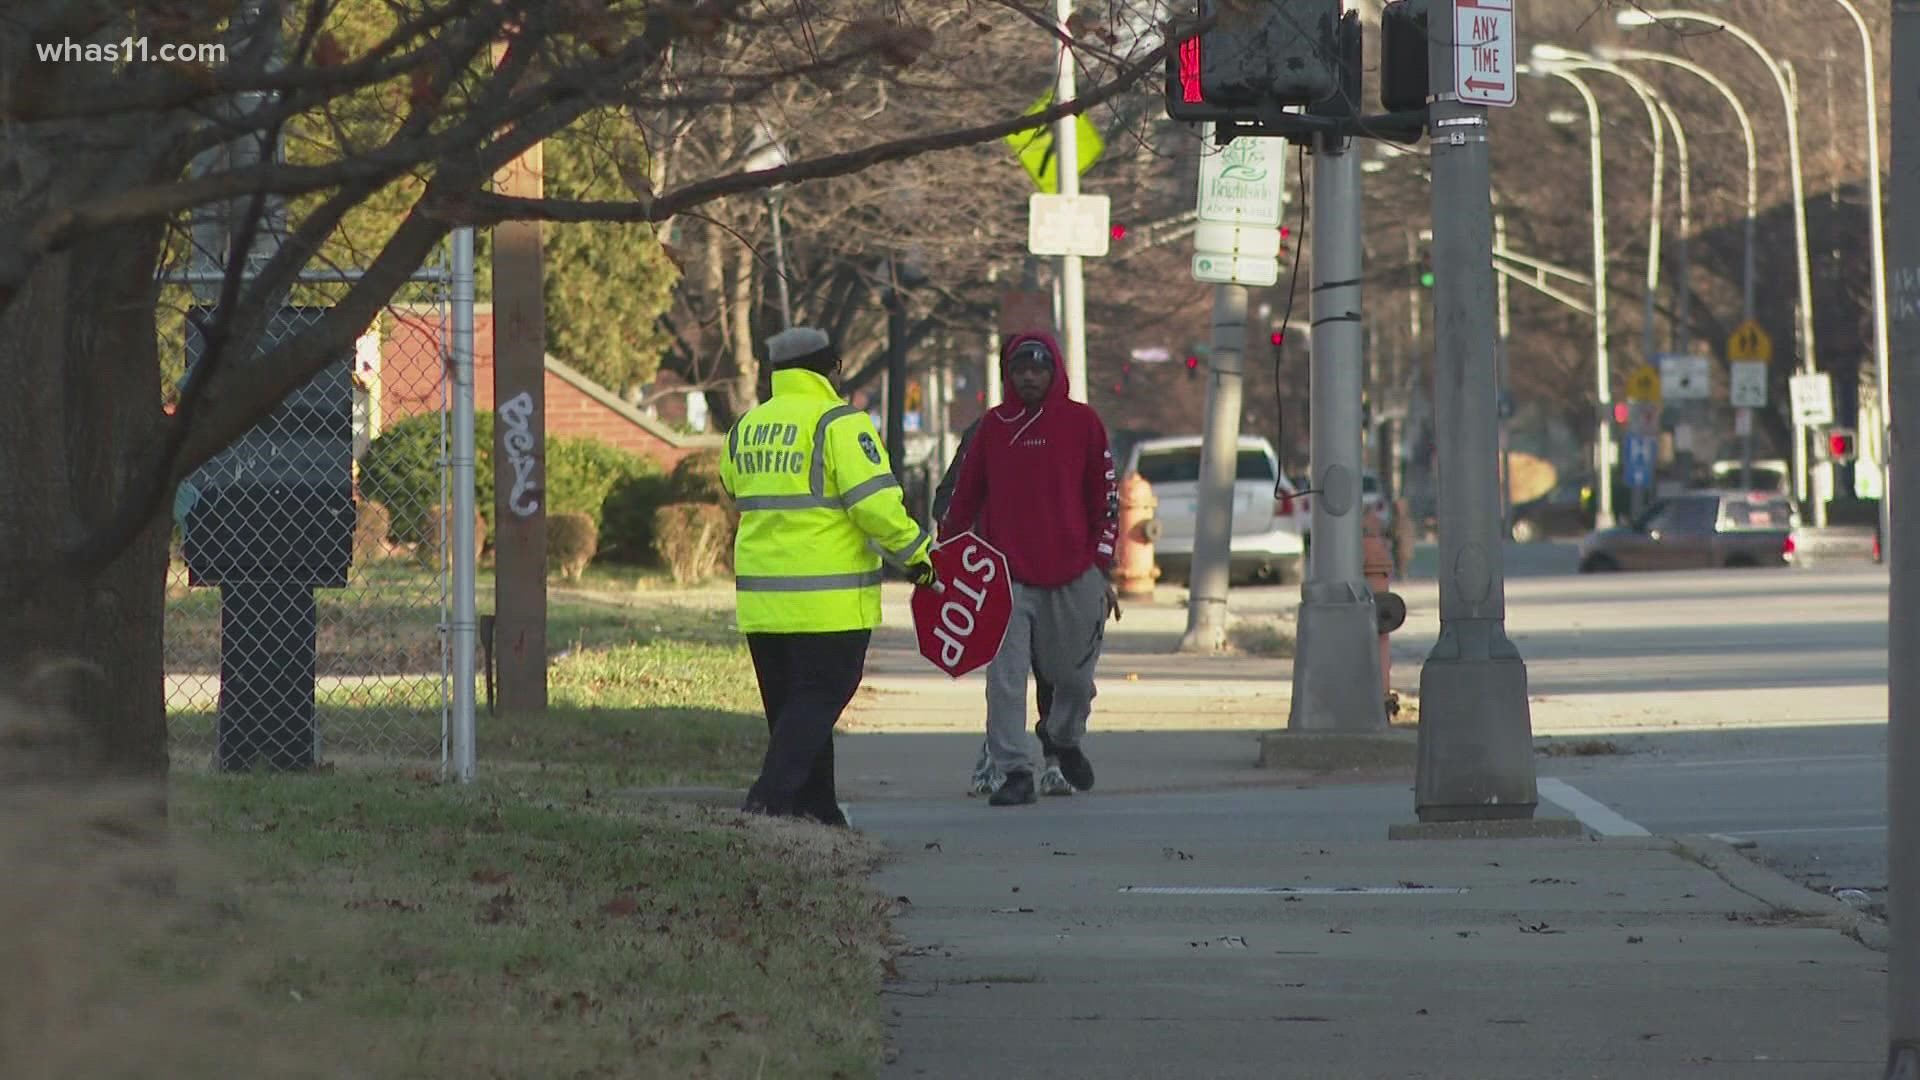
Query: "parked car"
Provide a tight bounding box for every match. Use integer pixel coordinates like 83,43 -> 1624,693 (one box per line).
1126,435 -> 1304,584
1509,477 -> 1595,543
1710,458 -> 1792,498
1577,490 -> 1796,572
1785,524 -> 1881,567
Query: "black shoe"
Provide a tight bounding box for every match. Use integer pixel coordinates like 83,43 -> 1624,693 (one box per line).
1055,746 -> 1095,792
988,770 -> 1037,806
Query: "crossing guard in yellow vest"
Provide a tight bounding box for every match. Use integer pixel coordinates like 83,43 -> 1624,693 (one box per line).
720,327 -> 935,825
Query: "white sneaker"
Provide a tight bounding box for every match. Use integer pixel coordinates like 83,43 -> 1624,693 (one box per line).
969,743 -> 1003,795
1038,764 -> 1076,797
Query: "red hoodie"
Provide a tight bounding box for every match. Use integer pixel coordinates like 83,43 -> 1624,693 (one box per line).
938,332 -> 1119,588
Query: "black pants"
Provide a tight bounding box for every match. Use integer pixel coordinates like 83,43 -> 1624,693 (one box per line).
744,629 -> 871,820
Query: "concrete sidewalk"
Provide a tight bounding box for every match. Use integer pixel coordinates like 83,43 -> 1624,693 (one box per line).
838,596 -> 1887,1079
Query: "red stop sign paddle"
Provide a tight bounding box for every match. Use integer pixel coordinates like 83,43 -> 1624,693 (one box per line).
912,532 -> 1014,678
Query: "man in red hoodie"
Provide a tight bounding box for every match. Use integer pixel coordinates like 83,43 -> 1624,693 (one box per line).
938,333 -> 1121,806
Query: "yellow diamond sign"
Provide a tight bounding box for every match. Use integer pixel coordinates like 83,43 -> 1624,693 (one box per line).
1626,365 -> 1661,404
1727,319 -> 1773,363
1004,93 -> 1104,194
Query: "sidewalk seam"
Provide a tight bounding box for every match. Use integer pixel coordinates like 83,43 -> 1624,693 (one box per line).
1666,833 -> 1889,952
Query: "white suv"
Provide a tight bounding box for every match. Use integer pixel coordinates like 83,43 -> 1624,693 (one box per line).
1125,435 -> 1304,585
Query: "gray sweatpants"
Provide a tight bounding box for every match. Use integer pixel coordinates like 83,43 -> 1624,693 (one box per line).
985,566 -> 1108,775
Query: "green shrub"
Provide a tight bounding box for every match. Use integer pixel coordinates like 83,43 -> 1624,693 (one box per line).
599,470 -> 675,562
652,503 -> 732,584
353,500 -> 392,564
547,512 -> 599,581
360,413 -> 495,545
361,413 -> 665,557
670,450 -> 727,502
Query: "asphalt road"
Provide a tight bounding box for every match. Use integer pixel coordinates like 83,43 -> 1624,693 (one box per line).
1392,550 -> 1891,906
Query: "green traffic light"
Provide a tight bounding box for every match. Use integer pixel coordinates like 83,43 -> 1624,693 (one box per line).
1420,271 -> 1435,288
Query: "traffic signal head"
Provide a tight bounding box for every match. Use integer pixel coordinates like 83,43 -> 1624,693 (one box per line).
1110,223 -> 1127,241
1185,355 -> 1201,376
1612,402 -> 1629,425
1826,427 -> 1858,463
1418,252 -> 1435,288
1269,331 -> 1285,347
1165,0 -> 1345,121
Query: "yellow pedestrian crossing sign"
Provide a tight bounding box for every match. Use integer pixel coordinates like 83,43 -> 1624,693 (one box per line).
1727,319 -> 1773,363
1004,93 -> 1105,194
1626,365 -> 1661,403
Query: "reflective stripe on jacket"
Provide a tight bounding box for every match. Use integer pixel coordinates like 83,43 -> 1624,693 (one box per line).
719,368 -> 932,633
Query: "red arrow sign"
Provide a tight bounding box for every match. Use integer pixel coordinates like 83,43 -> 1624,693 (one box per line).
912,532 -> 1013,679
1463,77 -> 1507,92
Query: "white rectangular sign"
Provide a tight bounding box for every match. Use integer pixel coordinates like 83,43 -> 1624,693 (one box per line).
1197,136 -> 1288,226
1658,354 -> 1712,400
1454,0 -> 1516,107
1790,371 -> 1835,427
1193,221 -> 1281,259
1027,193 -> 1110,257
1192,253 -> 1279,288
1729,361 -> 1768,408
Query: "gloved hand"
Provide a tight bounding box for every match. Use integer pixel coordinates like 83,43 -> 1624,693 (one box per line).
912,560 -> 940,590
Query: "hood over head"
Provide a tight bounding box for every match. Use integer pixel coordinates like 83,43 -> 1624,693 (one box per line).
998,331 -> 1070,410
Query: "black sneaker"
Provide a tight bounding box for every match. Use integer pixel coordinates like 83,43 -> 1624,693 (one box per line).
1055,746 -> 1095,792
988,770 -> 1037,806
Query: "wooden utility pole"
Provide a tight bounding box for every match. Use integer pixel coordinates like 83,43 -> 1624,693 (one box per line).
490,42 -> 547,717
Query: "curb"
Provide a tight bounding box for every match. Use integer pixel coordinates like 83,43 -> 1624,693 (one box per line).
1668,833 -> 1889,952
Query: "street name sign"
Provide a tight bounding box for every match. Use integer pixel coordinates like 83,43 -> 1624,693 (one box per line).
1193,253 -> 1279,288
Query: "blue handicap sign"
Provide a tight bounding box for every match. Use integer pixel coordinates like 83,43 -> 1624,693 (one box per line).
1624,434 -> 1656,489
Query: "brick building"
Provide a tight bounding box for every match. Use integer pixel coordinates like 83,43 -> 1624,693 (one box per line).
375,303 -> 722,469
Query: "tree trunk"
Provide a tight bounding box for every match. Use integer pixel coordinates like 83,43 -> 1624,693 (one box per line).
0,227 -> 171,784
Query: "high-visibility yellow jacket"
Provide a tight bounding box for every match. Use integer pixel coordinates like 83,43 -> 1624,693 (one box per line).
719,368 -> 932,634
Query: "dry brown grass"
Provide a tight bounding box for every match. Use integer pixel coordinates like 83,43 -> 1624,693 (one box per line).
0,689 -> 379,1080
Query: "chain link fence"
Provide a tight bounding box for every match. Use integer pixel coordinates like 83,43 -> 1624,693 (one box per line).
164,282 -> 454,770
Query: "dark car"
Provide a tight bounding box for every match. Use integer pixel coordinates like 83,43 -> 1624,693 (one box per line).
1509,478 -> 1595,543
1577,490 -> 1795,572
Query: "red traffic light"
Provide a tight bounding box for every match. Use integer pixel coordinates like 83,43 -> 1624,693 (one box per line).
1612,402 -> 1629,424
1185,355 -> 1200,370
1279,225 -> 1292,240
1828,429 -> 1858,461
1269,331 -> 1285,347
1110,223 -> 1127,241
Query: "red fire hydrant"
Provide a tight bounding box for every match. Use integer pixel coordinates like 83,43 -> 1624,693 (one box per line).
1115,471 -> 1162,600
1363,508 -> 1407,719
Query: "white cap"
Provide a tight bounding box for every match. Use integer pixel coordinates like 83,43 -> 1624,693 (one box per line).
766,327 -> 832,367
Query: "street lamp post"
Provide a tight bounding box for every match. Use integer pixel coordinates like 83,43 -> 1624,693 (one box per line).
1619,9 -> 1823,524
1825,0 -> 1893,558
1522,64 -> 1616,528
1597,47 -> 1758,323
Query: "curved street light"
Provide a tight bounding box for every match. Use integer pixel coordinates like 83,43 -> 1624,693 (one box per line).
1519,62 -> 1615,528
1535,46 -> 1679,379
1618,8 -> 1822,520
1596,45 -> 1759,323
